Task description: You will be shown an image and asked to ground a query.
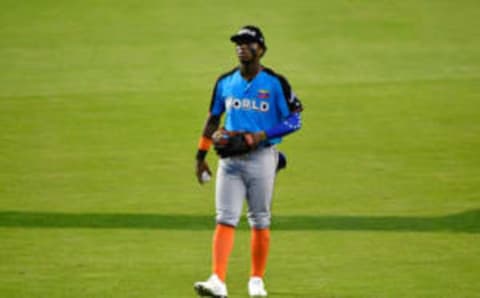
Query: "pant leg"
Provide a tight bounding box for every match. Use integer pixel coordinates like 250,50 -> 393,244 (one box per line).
245,147 -> 277,229
215,158 -> 246,227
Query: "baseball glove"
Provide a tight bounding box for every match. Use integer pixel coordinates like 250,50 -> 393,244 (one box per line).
212,129 -> 254,158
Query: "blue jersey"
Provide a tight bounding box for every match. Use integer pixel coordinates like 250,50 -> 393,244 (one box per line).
209,67 -> 303,145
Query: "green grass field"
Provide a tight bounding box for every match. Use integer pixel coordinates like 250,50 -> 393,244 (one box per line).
1,0 -> 480,297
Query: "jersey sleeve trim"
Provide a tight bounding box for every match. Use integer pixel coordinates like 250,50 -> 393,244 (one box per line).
263,67 -> 303,112
208,67 -> 238,113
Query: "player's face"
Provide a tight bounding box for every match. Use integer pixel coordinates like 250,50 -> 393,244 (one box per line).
235,42 -> 263,63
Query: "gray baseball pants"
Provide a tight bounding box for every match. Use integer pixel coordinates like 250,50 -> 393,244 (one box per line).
215,146 -> 278,229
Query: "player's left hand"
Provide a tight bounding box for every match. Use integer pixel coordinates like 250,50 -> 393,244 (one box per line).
244,131 -> 267,148
213,129 -> 267,158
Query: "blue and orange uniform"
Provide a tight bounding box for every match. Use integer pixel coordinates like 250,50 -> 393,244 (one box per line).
194,25 -> 303,298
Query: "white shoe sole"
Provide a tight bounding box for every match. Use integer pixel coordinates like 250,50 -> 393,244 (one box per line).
193,283 -> 227,298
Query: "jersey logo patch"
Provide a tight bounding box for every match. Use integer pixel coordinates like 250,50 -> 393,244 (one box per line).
257,89 -> 270,99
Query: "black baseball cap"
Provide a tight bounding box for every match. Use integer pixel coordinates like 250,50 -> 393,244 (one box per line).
230,25 -> 267,50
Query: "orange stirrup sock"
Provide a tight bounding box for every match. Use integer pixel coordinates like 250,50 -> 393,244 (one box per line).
250,228 -> 271,277
212,224 -> 235,281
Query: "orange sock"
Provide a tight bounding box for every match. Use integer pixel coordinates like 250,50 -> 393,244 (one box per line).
212,224 -> 235,281
250,228 -> 270,277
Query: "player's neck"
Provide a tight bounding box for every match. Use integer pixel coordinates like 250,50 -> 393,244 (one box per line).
240,62 -> 262,81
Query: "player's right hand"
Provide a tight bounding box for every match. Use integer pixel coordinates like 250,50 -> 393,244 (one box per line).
195,160 -> 212,185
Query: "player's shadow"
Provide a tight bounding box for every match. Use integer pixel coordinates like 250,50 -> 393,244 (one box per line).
0,209 -> 478,233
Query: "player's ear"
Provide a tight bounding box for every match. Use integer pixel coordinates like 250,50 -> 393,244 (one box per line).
258,46 -> 265,58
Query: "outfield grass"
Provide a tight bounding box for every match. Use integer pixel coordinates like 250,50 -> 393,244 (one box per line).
1,0 -> 480,297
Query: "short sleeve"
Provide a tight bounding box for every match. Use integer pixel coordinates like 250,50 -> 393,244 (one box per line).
209,79 -> 225,116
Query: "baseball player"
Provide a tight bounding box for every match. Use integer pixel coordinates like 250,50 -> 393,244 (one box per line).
194,25 -> 303,298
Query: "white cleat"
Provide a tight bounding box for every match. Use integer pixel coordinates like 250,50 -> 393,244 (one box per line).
194,274 -> 228,298
248,276 -> 268,297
